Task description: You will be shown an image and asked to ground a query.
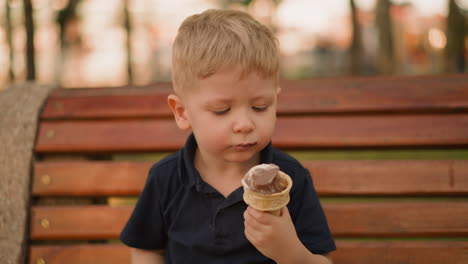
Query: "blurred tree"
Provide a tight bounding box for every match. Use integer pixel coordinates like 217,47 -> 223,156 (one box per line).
445,0 -> 466,72
24,0 -> 35,80
220,0 -> 254,7
57,0 -> 81,45
219,0 -> 282,46
376,0 -> 394,74
219,0 -> 282,17
56,0 -> 82,84
349,0 -> 363,75
124,0 -> 133,84
5,0 -> 14,81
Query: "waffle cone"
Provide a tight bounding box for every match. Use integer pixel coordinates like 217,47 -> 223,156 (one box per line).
242,171 -> 292,215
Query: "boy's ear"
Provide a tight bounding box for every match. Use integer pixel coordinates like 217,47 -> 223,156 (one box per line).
167,94 -> 191,131
276,86 -> 282,95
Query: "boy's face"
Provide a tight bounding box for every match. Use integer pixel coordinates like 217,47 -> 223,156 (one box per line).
170,67 -> 278,165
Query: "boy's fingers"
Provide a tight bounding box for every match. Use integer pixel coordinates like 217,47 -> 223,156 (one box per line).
244,215 -> 263,240
280,206 -> 291,219
244,223 -> 260,244
244,207 -> 266,232
246,206 -> 274,225
244,220 -> 260,237
244,220 -> 268,245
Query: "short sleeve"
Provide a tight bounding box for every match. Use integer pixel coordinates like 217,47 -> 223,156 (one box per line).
288,166 -> 336,255
120,165 -> 167,250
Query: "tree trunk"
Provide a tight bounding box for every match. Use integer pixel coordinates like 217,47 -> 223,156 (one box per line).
376,0 -> 394,74
5,0 -> 14,81
24,0 -> 35,80
56,0 -> 81,85
349,0 -> 363,75
445,0 -> 465,72
124,0 -> 133,84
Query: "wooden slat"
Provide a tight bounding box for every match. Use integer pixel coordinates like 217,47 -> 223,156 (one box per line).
30,202 -> 468,240
31,206 -> 131,240
34,114 -> 468,153
33,160 -> 468,196
274,115 -> 468,148
29,241 -> 468,264
325,202 -> 468,237
34,161 -> 152,196
43,92 -> 172,119
35,119 -> 189,152
278,76 -> 468,114
49,82 -> 172,97
306,160 -> 468,195
40,74 -> 468,119
29,244 -> 130,264
331,241 -> 468,264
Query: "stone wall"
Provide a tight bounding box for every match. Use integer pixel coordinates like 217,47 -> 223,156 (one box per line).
0,84 -> 55,264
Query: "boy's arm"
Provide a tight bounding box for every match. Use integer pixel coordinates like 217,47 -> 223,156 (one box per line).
244,206 -> 333,264
281,242 -> 333,264
131,248 -> 165,264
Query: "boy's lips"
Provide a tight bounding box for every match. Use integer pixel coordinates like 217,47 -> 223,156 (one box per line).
234,142 -> 257,151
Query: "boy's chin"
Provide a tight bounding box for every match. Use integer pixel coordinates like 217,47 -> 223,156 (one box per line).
224,151 -> 259,163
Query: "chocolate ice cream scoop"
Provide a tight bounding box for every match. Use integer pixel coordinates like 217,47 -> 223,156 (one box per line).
243,164 -> 287,194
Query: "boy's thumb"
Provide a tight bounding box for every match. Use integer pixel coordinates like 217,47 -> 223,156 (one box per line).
280,206 -> 291,219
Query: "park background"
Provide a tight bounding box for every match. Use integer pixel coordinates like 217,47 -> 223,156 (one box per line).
1,1 -> 468,264
0,0 -> 467,90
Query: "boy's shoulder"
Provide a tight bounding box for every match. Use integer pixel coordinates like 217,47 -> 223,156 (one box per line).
145,150 -> 183,186
150,150 -> 181,171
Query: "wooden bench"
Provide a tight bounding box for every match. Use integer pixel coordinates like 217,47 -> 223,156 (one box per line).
29,74 -> 468,264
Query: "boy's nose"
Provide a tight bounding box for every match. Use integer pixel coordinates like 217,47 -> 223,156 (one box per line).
233,114 -> 254,133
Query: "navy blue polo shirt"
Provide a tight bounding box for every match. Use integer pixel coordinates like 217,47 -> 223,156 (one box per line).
120,134 -> 335,263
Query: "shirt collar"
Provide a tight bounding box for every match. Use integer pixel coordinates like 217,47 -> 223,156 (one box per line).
178,133 -> 274,190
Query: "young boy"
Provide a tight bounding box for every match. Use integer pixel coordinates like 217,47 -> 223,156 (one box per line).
120,9 -> 335,263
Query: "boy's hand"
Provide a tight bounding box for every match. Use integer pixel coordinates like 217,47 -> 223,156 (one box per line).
243,206 -> 303,263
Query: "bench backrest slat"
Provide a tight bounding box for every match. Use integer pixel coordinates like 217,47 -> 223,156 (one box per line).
33,160 -> 468,196
35,114 -> 468,153
41,75 -> 468,119
30,203 -> 468,240
29,241 -> 468,264
29,245 -> 130,264
331,241 -> 468,264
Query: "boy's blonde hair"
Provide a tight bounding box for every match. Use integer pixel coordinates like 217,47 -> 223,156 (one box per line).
172,9 -> 279,94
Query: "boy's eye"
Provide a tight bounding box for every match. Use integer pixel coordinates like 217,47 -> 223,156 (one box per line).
213,108 -> 230,115
253,106 -> 268,112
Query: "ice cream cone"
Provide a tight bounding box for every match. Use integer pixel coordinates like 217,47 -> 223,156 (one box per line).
242,171 -> 292,216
